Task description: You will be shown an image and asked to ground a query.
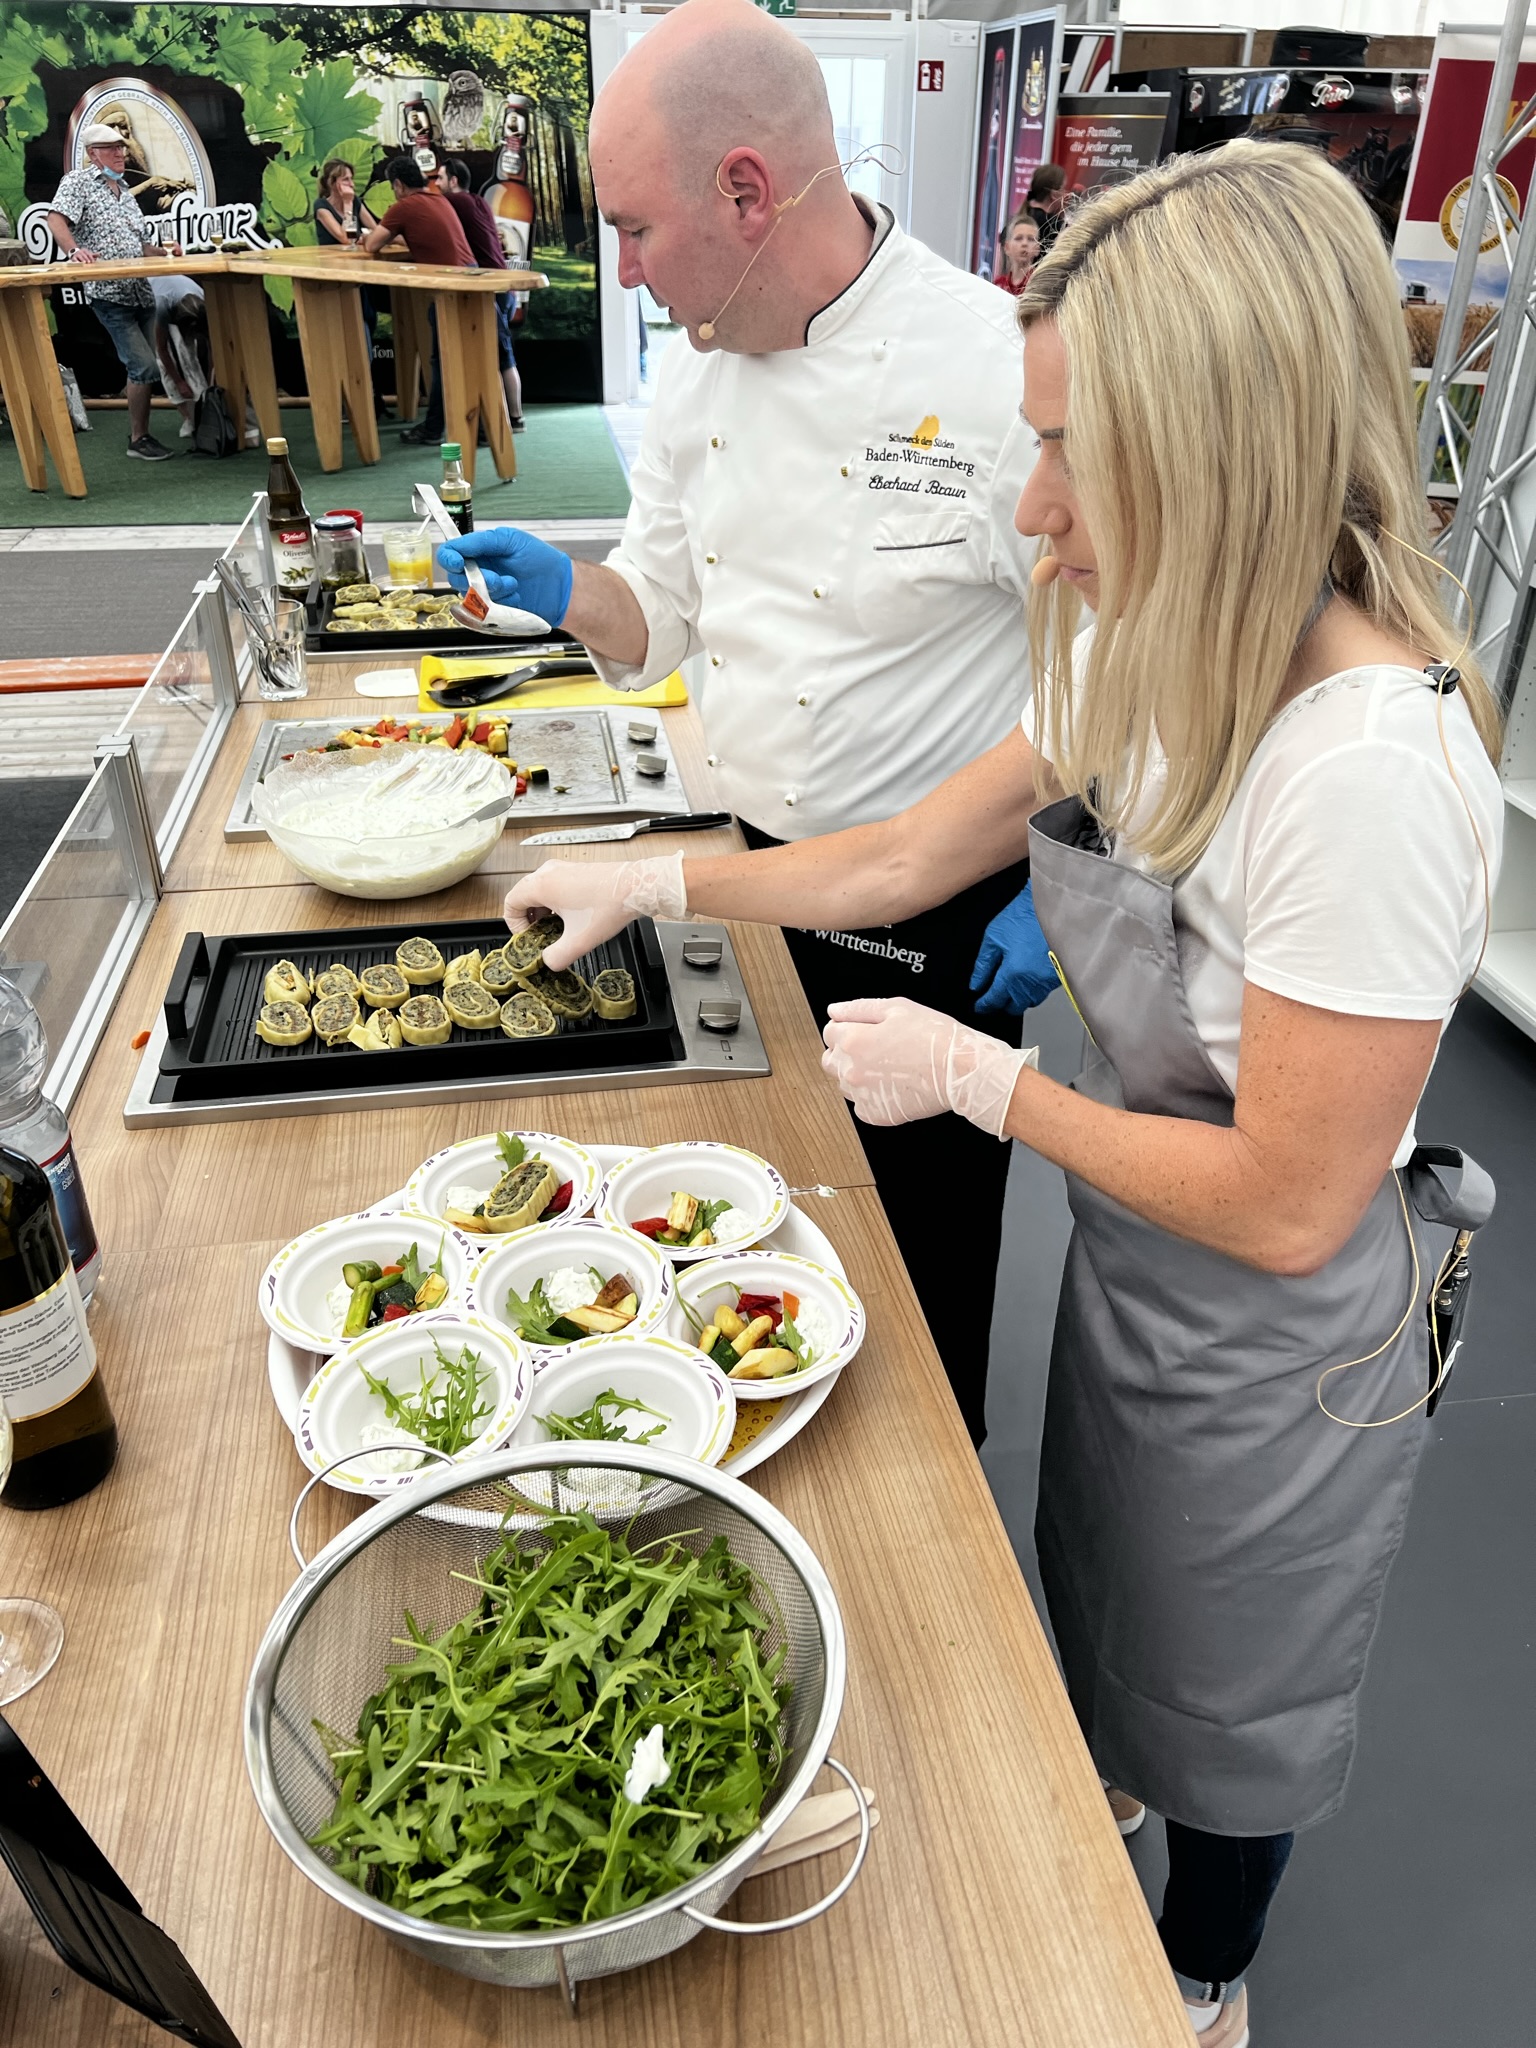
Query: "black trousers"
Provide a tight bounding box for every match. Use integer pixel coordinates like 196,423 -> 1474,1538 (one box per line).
741,822 -> 1028,1445
1159,1822 -> 1295,1994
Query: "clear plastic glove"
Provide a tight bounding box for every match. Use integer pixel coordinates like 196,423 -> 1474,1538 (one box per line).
821,997 -> 1039,1138
503,855 -> 687,971
436,527 -> 574,626
971,880 -> 1059,1017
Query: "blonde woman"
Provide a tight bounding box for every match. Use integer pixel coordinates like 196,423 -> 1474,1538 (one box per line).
501,142 -> 1502,2037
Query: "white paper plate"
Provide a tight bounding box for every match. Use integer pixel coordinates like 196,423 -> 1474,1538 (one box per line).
265,1148 -> 845,1476
669,1250 -> 865,1401
464,1219 -> 673,1362
258,1209 -> 476,1352
596,1141 -> 789,1261
404,1129 -> 602,1241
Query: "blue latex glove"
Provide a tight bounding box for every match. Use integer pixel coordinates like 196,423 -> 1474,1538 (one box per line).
970,880 -> 1058,1017
435,526 -> 574,627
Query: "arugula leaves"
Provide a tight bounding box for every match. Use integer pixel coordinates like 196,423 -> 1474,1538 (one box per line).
495,1131 -> 527,1175
504,1278 -> 585,1347
313,1514 -> 790,1928
541,1390 -> 669,1445
359,1338 -> 493,1456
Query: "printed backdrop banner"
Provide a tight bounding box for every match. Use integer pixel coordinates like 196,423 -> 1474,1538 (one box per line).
968,26 -> 1016,278
1055,92 -> 1170,200
1006,10 -> 1063,221
0,3 -> 599,401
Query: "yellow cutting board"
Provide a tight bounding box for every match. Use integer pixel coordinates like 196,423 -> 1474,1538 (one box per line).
418,653 -> 688,715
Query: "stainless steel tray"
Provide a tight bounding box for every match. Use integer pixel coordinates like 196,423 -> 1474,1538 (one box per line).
222,707 -> 691,842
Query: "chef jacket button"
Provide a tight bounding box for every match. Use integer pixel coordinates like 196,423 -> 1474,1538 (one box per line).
709,434 -> 725,449
784,791 -> 798,808
812,584 -> 828,600
705,551 -> 718,565
706,753 -> 719,767
796,693 -> 811,707
840,464 -> 851,477
710,654 -> 724,668
871,342 -> 887,360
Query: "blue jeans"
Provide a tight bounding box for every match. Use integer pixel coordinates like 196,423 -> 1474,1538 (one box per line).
92,298 -> 160,385
1159,1821 -> 1295,2000
494,290 -> 516,372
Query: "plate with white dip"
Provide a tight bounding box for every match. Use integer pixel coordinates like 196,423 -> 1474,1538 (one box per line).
596,1141 -> 788,1261
668,1251 -> 864,1401
258,1209 -> 476,1351
404,1130 -> 602,1241
464,1218 -> 673,1361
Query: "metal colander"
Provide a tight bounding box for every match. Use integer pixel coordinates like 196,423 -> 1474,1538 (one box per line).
245,1444 -> 863,1999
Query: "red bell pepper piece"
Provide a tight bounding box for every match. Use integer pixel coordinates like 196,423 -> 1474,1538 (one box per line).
471,721 -> 491,746
515,774 -> 528,796
381,1302 -> 414,1321
547,1180 -> 574,1216
443,715 -> 467,750
630,1216 -> 670,1239
736,1291 -> 783,1329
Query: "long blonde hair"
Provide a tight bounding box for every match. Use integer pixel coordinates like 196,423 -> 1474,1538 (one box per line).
1019,140 -> 1502,875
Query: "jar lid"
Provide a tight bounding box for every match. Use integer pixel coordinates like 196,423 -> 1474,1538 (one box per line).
315,514 -> 360,532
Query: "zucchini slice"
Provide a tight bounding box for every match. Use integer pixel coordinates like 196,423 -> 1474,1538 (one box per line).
481,1158 -> 559,1234
480,947 -> 522,997
359,964 -> 410,1010
398,994 -> 451,1046
347,1009 -> 403,1051
396,937 -> 446,986
504,915 -> 565,980
443,948 -> 483,986
519,965 -> 594,1020
313,962 -> 361,1001
443,978 -> 501,1031
591,968 -> 636,1021
263,958 -> 311,1006
500,993 -> 558,1040
254,1000 -> 312,1047
312,994 -> 360,1045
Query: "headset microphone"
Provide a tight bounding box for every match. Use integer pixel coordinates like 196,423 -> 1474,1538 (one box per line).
1031,555 -> 1063,587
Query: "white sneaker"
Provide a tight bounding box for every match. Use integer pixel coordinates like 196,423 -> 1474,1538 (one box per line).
1105,1786 -> 1146,1836
179,417 -> 194,438
1186,1984 -> 1249,2048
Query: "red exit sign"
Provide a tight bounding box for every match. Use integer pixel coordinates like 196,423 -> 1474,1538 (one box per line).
918,59 -> 944,92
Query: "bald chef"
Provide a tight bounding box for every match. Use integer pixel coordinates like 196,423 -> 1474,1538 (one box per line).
439,0 -> 1033,1444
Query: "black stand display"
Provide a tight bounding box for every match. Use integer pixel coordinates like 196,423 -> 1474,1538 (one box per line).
0,1713 -> 241,2047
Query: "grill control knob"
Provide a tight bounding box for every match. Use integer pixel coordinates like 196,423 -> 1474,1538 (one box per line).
635,752 -> 668,778
683,936 -> 724,970
699,997 -> 742,1034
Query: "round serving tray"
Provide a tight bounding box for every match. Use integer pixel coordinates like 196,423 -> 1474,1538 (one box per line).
264,1145 -> 846,1479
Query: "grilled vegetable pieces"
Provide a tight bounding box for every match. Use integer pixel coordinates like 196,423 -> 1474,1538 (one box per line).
630,1193 -> 733,1249
680,1287 -> 814,1381
443,1132 -> 573,1235
338,1238 -> 450,1338
505,1267 -> 641,1346
312,1513 -> 789,1931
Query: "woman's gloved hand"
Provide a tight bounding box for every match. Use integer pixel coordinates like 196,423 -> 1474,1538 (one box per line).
822,997 -> 1039,1137
502,856 -> 688,971
970,880 -> 1059,1017
436,527 -> 574,627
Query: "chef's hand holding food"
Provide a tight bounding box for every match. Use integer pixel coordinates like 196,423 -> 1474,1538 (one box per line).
970,880 -> 1058,1016
437,527 -> 574,626
504,857 -> 688,971
821,997 -> 1039,1133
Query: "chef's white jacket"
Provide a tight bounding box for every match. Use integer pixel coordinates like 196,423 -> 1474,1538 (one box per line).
592,206 -> 1034,840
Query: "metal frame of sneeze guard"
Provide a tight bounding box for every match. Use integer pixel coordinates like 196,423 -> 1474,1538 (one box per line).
0,498 -> 267,1112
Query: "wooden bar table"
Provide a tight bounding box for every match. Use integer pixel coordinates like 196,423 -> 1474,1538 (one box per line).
0,662 -> 1193,2048
0,253 -> 280,497
232,249 -> 547,483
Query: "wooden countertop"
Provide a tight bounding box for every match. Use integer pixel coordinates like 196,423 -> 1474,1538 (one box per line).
0,666 -> 1192,2048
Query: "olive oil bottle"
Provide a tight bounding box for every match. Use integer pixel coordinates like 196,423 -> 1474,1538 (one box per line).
0,1144 -> 117,1510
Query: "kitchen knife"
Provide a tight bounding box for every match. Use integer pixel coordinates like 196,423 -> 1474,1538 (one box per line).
522,811 -> 733,846
428,658 -> 598,708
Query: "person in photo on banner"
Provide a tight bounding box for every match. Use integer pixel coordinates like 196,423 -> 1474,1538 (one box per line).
495,142 -> 1503,2034
437,0 -> 1035,1445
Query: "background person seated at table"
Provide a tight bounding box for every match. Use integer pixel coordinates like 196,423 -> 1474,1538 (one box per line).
314,158 -> 379,246
361,155 -> 475,447
442,156 -> 525,432
46,121 -> 181,463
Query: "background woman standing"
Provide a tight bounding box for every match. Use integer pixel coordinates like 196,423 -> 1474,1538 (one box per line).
500,143 -> 1503,2045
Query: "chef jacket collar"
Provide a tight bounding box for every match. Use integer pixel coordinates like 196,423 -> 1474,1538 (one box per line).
803,198 -> 898,350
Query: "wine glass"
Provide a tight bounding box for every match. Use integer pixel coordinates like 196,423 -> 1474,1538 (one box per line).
0,1398 -> 66,1705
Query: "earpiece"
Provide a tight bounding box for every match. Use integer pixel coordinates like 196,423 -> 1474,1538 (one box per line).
1031,555 -> 1062,587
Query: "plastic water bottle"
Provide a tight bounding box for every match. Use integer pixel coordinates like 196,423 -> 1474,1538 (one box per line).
0,975 -> 102,1306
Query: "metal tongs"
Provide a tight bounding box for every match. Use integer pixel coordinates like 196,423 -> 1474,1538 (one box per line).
410,483 -> 552,638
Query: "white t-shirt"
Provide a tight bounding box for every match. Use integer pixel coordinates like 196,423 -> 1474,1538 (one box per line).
1023,662 -> 1504,1163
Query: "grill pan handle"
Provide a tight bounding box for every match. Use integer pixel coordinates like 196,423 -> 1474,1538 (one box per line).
163,932 -> 208,1041
289,1446 -> 456,1572
680,1757 -> 870,1935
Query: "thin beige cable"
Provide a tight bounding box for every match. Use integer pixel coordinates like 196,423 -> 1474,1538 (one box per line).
698,144 -> 903,341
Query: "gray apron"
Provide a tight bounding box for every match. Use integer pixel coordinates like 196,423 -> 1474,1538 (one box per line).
1027,794 -> 1494,1836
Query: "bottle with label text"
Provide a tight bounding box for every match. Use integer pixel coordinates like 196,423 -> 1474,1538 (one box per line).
266,437 -> 316,592
488,93 -> 535,313
0,1144 -> 116,1511
440,443 -> 473,537
0,975 -> 101,1306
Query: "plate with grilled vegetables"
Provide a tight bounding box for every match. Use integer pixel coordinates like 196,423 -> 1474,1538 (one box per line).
669,1251 -> 864,1401
597,1140 -> 789,1261
404,1129 -> 602,1241
259,1209 -> 476,1352
464,1219 -> 674,1362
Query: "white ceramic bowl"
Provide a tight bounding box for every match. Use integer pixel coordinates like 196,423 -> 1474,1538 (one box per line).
596,1141 -> 789,1262
259,1209 -> 476,1352
251,745 -> 507,900
511,1335 -> 735,1470
464,1220 -> 673,1362
670,1251 -> 866,1401
404,1131 -> 602,1241
296,1311 -> 529,1496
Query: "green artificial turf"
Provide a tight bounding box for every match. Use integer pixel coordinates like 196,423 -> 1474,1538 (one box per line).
0,401 -> 630,527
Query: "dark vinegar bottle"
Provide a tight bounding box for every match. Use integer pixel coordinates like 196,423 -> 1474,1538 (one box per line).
0,1143 -> 116,1510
